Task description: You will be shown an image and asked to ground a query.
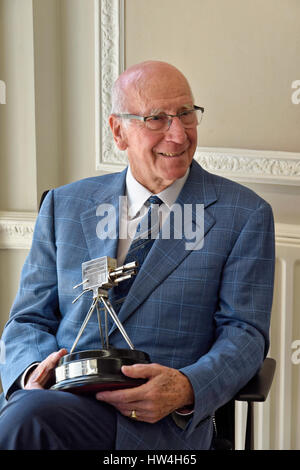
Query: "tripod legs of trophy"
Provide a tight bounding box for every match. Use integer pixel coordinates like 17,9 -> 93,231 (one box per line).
70,297 -> 98,354
100,296 -> 135,350
96,301 -> 105,349
95,299 -> 110,350
69,292 -> 135,354
104,302 -> 109,349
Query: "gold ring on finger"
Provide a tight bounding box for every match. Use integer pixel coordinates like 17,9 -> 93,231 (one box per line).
130,410 -> 138,420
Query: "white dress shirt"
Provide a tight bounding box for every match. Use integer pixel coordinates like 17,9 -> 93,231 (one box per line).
117,166 -> 190,265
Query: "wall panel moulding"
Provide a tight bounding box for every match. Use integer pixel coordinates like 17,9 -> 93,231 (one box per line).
0,212 -> 36,250
94,1 -> 300,187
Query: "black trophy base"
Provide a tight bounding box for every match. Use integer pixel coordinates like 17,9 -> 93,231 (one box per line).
50,348 -> 151,395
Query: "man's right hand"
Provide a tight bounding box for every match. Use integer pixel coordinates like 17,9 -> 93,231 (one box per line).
24,349 -> 68,390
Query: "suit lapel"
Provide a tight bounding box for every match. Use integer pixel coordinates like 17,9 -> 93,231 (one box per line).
112,161 -> 218,334
80,169 -> 127,261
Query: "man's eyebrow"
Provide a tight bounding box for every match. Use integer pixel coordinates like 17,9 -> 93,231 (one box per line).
148,108 -> 162,115
148,104 -> 194,115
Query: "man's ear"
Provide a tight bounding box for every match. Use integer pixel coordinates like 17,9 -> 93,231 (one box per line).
109,115 -> 128,150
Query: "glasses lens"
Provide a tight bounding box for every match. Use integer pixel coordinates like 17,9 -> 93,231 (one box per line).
180,109 -> 202,127
145,115 -> 168,131
144,108 -> 203,131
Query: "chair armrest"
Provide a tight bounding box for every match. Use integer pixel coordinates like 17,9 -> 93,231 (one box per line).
235,357 -> 276,402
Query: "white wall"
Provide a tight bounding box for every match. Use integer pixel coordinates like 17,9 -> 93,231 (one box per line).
126,0 -> 300,153
0,0 -> 97,334
0,0 -> 37,211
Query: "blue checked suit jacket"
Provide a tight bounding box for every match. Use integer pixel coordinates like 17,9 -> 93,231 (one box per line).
0,160 -> 275,450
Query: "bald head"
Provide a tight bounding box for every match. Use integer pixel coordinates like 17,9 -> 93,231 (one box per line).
111,61 -> 193,114
109,60 -> 198,193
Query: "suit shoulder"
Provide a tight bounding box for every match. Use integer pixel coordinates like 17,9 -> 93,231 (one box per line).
53,172 -> 124,198
203,168 -> 272,212
46,172 -> 125,201
39,170 -> 126,215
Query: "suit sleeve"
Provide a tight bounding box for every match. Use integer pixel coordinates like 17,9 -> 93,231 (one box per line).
179,200 -> 275,436
0,190 -> 60,397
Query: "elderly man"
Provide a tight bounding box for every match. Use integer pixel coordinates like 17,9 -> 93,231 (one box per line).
0,61 -> 275,450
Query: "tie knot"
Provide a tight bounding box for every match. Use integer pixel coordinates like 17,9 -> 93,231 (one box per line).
147,195 -> 163,207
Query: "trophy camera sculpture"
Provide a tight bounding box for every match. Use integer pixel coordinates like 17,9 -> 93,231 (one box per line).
51,256 -> 150,394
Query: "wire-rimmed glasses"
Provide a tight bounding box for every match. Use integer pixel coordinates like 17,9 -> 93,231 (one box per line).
114,105 -> 204,132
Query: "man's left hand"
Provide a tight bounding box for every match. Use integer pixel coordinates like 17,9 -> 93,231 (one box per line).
95,363 -> 194,423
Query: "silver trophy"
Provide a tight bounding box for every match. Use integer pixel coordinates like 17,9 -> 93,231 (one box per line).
51,256 -> 150,394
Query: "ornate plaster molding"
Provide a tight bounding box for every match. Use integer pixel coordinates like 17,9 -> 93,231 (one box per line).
0,212 -> 36,250
195,147 -> 300,186
96,142 -> 300,185
95,0 -> 125,171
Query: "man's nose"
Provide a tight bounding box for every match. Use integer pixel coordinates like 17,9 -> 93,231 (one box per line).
165,117 -> 187,143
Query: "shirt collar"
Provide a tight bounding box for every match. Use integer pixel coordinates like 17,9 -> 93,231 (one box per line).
126,166 -> 190,219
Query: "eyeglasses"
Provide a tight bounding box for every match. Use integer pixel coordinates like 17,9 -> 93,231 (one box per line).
114,105 -> 204,132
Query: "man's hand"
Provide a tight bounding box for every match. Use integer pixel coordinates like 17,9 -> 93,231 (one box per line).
24,349 -> 68,390
95,363 -> 194,423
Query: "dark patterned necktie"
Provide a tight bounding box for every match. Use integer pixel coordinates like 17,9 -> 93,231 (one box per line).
110,195 -> 163,313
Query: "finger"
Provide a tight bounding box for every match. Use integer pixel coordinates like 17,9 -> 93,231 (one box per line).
114,404 -> 152,422
24,380 -> 44,390
28,363 -> 47,384
121,363 -> 159,379
115,402 -> 144,415
25,364 -> 48,389
96,364 -> 164,403
26,349 -> 68,388
120,407 -> 160,424
44,349 -> 68,370
30,349 -> 67,382
96,383 -> 148,403
97,392 -> 164,424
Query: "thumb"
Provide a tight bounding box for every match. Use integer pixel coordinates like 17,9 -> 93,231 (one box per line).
46,348 -> 68,369
121,363 -> 158,379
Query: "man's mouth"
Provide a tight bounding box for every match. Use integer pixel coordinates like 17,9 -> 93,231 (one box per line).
157,150 -> 186,157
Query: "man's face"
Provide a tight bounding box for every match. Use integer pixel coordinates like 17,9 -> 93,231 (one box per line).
110,67 -> 198,193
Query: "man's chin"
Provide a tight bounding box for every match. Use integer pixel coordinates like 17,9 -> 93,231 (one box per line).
158,154 -> 192,179
157,169 -> 188,188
